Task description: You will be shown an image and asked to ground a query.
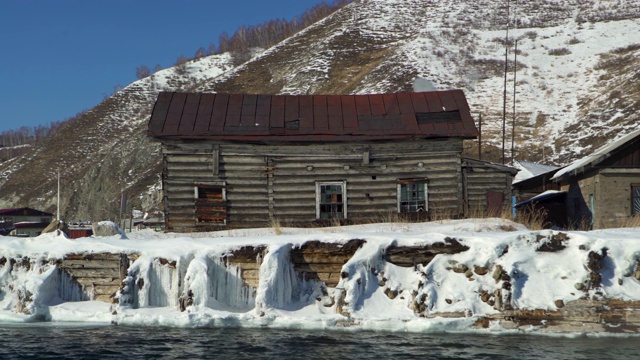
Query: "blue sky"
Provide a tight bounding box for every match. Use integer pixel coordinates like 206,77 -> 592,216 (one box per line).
0,0 -> 327,133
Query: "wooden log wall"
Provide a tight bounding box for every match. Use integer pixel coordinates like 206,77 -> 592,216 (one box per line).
162,139 -> 465,231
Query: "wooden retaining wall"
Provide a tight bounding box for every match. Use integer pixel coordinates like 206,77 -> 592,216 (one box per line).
224,246 -> 267,288
58,253 -> 139,303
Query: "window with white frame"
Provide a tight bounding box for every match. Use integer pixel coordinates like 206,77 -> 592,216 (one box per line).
397,179 -> 428,213
316,181 -> 347,220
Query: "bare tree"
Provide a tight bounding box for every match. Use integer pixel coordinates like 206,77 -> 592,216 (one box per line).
136,65 -> 151,79
175,55 -> 190,75
218,32 -> 231,54
208,42 -> 217,55
194,47 -> 206,59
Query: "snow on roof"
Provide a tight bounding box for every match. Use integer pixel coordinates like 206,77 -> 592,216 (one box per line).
512,160 -> 559,184
515,190 -> 566,207
552,128 -> 640,181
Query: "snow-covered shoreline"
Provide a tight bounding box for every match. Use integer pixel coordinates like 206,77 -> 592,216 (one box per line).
1,219 -> 640,335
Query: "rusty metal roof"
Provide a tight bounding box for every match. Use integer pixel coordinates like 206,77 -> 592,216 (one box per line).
148,91 -> 479,142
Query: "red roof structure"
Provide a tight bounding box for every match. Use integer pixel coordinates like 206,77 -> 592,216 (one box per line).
148,91 -> 479,142
0,207 -> 53,217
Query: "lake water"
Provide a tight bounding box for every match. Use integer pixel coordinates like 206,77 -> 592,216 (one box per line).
0,325 -> 637,359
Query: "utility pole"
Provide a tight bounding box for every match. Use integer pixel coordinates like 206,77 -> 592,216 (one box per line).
501,0 -> 510,165
511,0 -> 518,164
57,171 -> 60,221
478,112 -> 482,160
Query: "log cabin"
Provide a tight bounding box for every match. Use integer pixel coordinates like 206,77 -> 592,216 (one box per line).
147,91 -> 516,232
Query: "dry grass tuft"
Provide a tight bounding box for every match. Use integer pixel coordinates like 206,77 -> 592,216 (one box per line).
624,214 -> 640,228
269,217 -> 283,235
599,214 -> 640,229
515,205 -> 547,230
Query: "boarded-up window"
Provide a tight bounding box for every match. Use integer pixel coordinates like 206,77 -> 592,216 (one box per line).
195,185 -> 227,225
632,185 -> 640,215
397,180 -> 428,213
316,182 -> 347,220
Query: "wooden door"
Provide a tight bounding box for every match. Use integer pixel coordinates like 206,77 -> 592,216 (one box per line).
486,191 -> 504,217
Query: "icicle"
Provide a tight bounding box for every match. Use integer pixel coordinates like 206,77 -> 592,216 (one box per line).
204,255 -> 254,310
255,244 -> 299,313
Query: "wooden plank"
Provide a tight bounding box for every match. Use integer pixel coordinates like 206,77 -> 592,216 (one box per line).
212,145 -> 219,176
64,253 -> 126,261
93,294 -> 117,303
93,285 -> 122,295
240,269 -> 260,280
75,278 -> 122,287
227,262 -> 261,270
59,259 -> 123,269
298,272 -> 342,287
290,252 -> 353,264
65,267 -> 120,279
294,263 -> 343,273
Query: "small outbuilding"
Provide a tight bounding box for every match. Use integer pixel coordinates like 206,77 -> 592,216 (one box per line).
551,128 -> 640,229
148,91 -> 516,232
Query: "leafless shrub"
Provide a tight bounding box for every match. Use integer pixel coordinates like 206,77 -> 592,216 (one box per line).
612,43 -> 640,54
566,37 -> 582,45
548,47 -> 572,56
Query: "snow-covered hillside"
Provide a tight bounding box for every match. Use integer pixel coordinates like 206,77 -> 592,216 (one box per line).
0,0 -> 638,221
198,0 -> 640,163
